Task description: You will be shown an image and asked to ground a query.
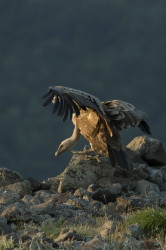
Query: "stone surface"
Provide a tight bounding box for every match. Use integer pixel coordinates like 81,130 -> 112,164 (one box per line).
0,217 -> 12,235
127,136 -> 166,166
81,235 -> 110,249
116,196 -> 149,212
126,223 -> 142,238
136,180 -> 160,194
57,150 -> 114,193
26,177 -> 51,192
92,183 -> 122,203
0,201 -> 32,222
0,168 -> 23,188
0,180 -> 32,199
74,188 -> 91,198
0,191 -> 21,205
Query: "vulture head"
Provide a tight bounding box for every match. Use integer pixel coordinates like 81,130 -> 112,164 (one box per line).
55,137 -> 76,157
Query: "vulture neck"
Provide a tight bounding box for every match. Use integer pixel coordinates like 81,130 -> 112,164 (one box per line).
67,125 -> 80,149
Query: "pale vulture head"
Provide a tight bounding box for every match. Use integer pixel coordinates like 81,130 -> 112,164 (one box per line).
55,138 -> 75,156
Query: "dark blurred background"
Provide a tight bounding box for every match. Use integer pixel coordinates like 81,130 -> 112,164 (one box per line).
0,0 -> 166,181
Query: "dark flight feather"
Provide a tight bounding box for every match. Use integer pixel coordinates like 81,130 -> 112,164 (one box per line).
43,93 -> 54,107
138,120 -> 152,135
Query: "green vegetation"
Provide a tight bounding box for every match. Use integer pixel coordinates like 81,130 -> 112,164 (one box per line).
126,208 -> 166,238
1,1 -> 166,180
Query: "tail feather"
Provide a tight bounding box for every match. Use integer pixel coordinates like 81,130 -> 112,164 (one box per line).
107,145 -> 116,168
107,145 -> 133,170
138,120 -> 152,135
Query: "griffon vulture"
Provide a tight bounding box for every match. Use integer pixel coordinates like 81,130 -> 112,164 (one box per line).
42,86 -> 151,170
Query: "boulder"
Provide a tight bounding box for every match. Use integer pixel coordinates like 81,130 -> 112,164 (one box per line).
126,223 -> 142,238
127,136 -> 166,166
116,196 -> 149,212
135,180 -> 160,194
0,201 -> 32,222
0,180 -> 32,199
81,235 -> 110,250
0,191 -> 20,205
0,217 -> 12,235
0,168 -> 23,188
26,177 -> 51,192
147,168 -> 163,186
57,150 -> 114,193
92,183 -> 122,203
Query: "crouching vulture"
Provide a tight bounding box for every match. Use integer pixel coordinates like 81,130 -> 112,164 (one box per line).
42,86 -> 151,170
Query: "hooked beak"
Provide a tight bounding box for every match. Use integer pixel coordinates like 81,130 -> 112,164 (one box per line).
55,150 -> 59,157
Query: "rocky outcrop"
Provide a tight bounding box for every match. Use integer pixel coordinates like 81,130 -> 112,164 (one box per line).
0,168 -> 22,188
0,136 -> 165,249
127,136 -> 166,166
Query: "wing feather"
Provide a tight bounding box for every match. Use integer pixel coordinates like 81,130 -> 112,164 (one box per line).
52,95 -> 59,114
42,85 -> 105,121
102,100 -> 150,134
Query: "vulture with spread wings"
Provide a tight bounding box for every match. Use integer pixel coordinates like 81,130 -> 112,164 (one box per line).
42,86 -> 151,170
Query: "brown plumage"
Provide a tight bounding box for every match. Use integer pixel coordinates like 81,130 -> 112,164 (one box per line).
42,86 -> 151,170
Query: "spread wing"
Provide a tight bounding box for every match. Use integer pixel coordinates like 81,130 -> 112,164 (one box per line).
102,100 -> 151,134
42,86 -> 105,122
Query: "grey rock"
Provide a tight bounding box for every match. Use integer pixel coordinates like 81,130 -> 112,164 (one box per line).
142,191 -> 160,206
74,188 -> 91,198
116,196 -> 150,212
161,166 -> 166,190
92,183 -> 122,203
126,148 -> 146,165
110,237 -> 145,250
136,180 -> 160,194
81,235 -> 110,249
44,176 -> 60,193
127,136 -> 166,166
144,239 -> 162,250
26,177 -> 50,192
30,196 -> 87,220
0,217 -> 12,235
0,200 -> 32,222
161,166 -> 166,181
146,167 -> 163,186
159,191 -> 166,207
0,168 -> 23,188
57,150 -> 114,193
0,180 -> 32,199
22,194 -> 42,206
64,196 -> 91,210
0,190 -> 21,205
108,213 -> 124,222
126,223 -> 142,238
0,232 -> 22,246
131,164 -> 150,180
34,190 -> 53,203
25,232 -> 59,249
